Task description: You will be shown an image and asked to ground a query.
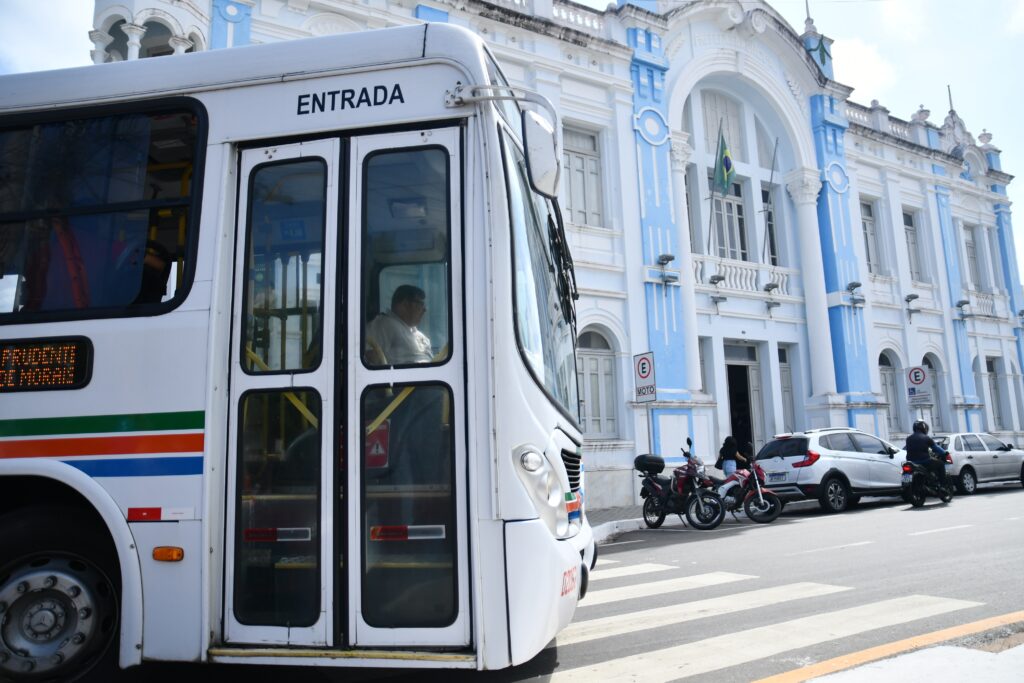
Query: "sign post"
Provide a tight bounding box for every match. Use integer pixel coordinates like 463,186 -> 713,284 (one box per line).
634,352 -> 656,455
906,365 -> 933,418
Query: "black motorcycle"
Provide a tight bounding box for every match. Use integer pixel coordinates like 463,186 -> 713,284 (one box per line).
635,438 -> 726,530
901,456 -> 954,507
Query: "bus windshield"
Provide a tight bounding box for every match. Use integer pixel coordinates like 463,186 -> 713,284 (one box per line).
503,133 -> 578,421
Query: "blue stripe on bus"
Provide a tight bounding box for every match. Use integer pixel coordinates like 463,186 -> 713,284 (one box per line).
62,456 -> 204,477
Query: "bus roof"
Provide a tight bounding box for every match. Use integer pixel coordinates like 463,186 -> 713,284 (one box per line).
0,23 -> 490,114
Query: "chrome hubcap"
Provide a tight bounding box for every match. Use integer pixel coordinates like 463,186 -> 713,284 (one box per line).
0,556 -> 113,677
963,472 -> 976,492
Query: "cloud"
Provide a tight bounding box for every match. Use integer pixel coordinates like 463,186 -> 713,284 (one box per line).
1010,1 -> 1024,34
829,38 -> 898,103
0,1 -> 93,74
880,0 -> 929,43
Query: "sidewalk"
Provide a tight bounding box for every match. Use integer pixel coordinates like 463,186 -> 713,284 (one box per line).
584,504 -> 1024,682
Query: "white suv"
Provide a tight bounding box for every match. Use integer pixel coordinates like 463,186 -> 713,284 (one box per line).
755,428 -> 905,513
934,432 -> 1024,494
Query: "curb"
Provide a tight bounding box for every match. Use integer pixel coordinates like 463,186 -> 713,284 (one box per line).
592,518 -> 645,544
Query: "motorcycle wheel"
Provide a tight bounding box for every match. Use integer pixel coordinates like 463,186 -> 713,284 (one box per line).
940,479 -> 954,503
908,477 -> 927,507
642,496 -> 666,529
744,491 -> 783,524
685,491 -> 725,530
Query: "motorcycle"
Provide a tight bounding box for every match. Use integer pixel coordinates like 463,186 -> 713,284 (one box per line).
711,460 -> 783,523
901,455 -> 954,507
635,438 -> 726,530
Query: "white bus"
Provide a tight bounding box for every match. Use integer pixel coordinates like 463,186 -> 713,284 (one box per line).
0,23 -> 593,680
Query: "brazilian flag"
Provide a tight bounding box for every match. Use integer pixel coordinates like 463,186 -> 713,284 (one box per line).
713,130 -> 735,196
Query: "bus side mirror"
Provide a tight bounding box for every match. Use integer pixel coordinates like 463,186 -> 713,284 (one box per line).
521,109 -> 560,199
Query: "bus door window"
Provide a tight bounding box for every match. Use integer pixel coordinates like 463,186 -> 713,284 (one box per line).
360,383 -> 455,628
0,110 -> 199,315
240,159 -> 327,373
234,389 -> 322,626
360,147 -> 451,367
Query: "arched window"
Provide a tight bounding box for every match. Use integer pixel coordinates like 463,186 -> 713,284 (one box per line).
576,330 -> 618,438
879,352 -> 901,433
139,21 -> 173,58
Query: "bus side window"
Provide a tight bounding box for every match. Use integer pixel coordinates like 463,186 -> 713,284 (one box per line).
0,110 -> 199,317
361,147 -> 451,368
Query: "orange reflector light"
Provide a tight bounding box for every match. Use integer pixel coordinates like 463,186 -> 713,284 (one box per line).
153,546 -> 184,562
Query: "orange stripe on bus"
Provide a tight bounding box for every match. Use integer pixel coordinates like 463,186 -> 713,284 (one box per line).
0,433 -> 204,458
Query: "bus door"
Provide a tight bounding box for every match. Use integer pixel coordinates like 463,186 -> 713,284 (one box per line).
225,139 -> 339,646
348,129 -> 469,647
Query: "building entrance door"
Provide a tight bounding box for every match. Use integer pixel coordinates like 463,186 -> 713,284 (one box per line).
725,344 -> 765,456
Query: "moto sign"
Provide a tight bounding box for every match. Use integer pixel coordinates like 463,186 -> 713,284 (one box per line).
634,352 -> 657,403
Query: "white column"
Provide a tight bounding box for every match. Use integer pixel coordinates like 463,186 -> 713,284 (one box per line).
89,30 -> 113,64
785,167 -> 837,396
122,23 -> 147,61
169,36 -> 193,56
670,133 -> 703,393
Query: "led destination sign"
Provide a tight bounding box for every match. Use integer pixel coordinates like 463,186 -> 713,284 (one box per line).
0,337 -> 92,393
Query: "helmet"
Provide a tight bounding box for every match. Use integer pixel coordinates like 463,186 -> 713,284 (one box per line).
912,420 -> 929,434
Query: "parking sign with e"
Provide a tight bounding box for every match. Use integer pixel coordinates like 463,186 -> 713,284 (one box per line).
634,352 -> 656,403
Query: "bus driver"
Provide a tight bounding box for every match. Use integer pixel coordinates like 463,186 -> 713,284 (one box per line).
366,284 -> 433,365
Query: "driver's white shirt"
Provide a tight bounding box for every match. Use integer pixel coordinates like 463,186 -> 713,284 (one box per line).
366,310 -> 433,364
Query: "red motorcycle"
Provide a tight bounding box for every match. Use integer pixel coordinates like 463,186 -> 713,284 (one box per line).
635,438 -> 726,530
711,460 -> 783,523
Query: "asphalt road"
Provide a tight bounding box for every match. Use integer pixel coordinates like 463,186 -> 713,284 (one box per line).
116,483 -> 1024,682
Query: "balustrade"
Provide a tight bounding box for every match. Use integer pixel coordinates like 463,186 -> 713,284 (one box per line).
692,255 -> 796,297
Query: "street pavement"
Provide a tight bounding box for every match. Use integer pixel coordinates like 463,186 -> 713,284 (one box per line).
584,491 -> 1024,682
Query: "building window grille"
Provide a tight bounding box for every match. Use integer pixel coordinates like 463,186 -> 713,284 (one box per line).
861,200 -> 883,275
762,186 -> 780,266
713,181 -> 747,261
987,358 -> 1005,430
701,91 -> 744,162
879,352 -> 901,433
562,128 -> 604,228
903,210 -> 925,282
576,330 -> 618,438
964,224 -> 982,290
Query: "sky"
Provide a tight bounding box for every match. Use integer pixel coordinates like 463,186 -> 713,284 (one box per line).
1,0 -> 1022,268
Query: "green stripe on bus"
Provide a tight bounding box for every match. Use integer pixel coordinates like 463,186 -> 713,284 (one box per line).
0,411 -> 205,438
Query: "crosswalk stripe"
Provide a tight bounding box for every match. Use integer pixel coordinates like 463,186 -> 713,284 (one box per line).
550,594 -> 981,682
554,582 -> 849,648
580,571 -> 755,607
588,563 -> 675,580
595,559 -> 620,567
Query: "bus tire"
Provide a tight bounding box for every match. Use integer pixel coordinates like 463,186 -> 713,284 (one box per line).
0,506 -> 120,683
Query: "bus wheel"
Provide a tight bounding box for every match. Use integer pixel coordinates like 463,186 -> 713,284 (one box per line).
0,507 -> 119,682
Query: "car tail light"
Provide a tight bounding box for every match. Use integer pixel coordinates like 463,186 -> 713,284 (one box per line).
792,450 -> 820,468
902,463 -> 913,473
945,453 -> 953,464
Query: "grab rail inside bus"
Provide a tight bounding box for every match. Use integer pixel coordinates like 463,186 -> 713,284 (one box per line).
244,345 -> 319,428
364,344 -> 450,436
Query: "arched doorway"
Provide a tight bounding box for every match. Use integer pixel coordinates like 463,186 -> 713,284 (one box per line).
879,351 -> 902,434
576,328 -> 619,439
922,354 -> 946,432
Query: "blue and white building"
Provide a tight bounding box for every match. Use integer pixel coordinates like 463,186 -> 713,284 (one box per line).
89,0 -> 1021,507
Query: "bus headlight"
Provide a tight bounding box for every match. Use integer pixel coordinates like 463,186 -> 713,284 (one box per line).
514,448 -> 569,538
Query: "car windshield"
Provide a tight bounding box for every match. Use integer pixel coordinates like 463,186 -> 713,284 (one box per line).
934,436 -> 949,448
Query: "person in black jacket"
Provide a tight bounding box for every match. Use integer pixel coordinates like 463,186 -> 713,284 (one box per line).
718,436 -> 747,475
905,420 -> 948,488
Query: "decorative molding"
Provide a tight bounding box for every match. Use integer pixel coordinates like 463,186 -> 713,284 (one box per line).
669,132 -> 693,169
784,168 -> 822,205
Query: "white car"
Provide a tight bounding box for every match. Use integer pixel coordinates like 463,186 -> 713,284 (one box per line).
755,428 -> 905,513
934,432 -> 1024,494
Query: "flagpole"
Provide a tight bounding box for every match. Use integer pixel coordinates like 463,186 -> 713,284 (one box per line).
761,137 -> 779,266
705,118 -> 723,260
